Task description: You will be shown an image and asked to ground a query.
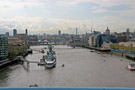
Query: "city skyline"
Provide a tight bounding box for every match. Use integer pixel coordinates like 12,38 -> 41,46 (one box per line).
0,0 -> 135,35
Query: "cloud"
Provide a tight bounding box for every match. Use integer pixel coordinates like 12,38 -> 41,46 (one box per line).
113,9 -> 135,17
0,0 -> 135,34
0,16 -> 135,35
0,0 -> 44,8
0,0 -> 134,9
93,9 -> 108,13
38,0 -> 135,9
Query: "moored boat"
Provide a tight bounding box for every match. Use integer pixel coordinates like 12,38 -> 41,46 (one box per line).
44,45 -> 56,68
41,49 -> 45,53
126,62 -> 135,71
45,58 -> 56,68
27,48 -> 33,54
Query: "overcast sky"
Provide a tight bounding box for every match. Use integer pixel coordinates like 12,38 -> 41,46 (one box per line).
0,0 -> 135,35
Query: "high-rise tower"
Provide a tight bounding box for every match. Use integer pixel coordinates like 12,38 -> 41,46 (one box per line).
13,29 -> 17,37
25,29 -> 28,35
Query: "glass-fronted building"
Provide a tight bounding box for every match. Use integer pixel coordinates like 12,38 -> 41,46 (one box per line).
0,35 -> 8,60
96,34 -> 117,47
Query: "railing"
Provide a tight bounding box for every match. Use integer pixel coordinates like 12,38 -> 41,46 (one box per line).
0,87 -> 134,90
111,49 -> 135,54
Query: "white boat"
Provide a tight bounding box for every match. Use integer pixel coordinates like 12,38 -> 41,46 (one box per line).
45,59 -> 56,68
126,63 -> 135,71
40,49 -> 45,53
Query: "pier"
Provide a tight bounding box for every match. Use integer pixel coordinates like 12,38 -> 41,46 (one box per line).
125,54 -> 135,60
18,56 -> 45,66
75,45 -> 111,52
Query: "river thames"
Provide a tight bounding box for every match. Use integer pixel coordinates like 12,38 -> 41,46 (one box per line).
0,45 -> 135,87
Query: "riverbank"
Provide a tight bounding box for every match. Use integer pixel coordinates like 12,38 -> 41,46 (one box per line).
0,58 -> 18,68
111,49 -> 135,61
75,45 -> 111,52
76,45 -> 135,61
0,49 -> 32,68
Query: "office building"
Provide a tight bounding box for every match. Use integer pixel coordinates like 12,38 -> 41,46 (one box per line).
126,28 -> 130,41
5,32 -> 9,37
0,35 -> 8,60
16,34 -> 27,45
25,29 -> 28,35
76,28 -> 78,35
13,29 -> 17,37
58,30 -> 61,36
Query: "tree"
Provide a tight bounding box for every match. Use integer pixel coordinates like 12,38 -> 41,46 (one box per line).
8,50 -> 19,58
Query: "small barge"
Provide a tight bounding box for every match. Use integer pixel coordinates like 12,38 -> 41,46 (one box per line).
126,63 -> 135,71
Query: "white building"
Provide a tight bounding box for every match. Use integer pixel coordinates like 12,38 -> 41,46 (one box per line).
88,35 -> 98,47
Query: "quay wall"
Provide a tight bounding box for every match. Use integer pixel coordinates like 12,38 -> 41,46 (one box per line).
0,50 -> 30,68
75,45 -> 135,61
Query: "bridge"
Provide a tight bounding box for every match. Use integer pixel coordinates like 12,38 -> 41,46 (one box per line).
28,41 -> 59,46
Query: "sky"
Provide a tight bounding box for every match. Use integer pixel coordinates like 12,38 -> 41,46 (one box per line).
0,0 -> 135,35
